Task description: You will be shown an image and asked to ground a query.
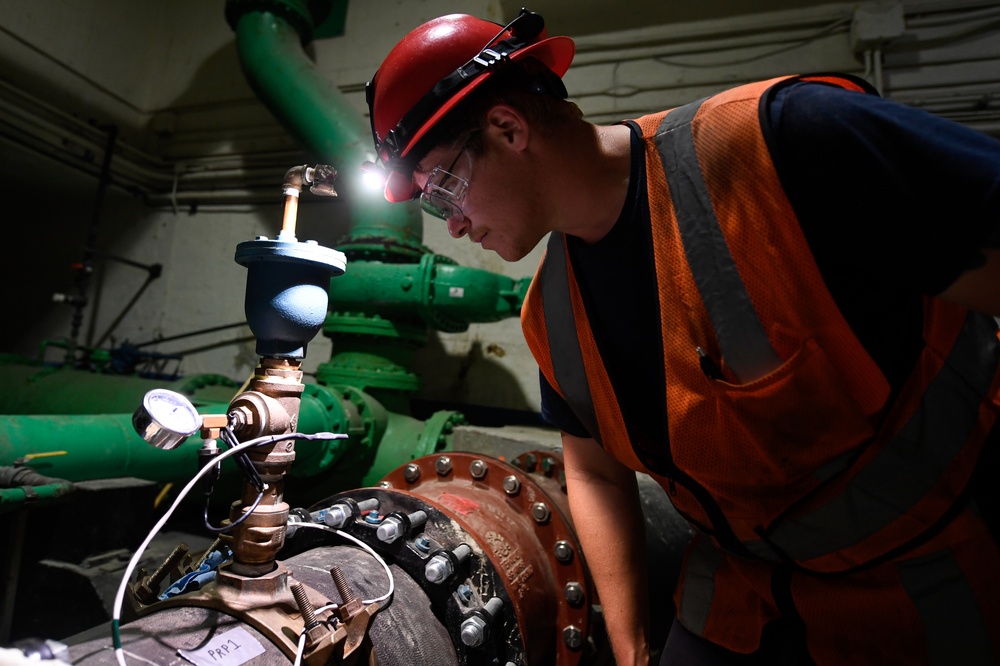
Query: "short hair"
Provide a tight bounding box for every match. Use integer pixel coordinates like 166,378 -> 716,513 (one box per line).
414,57 -> 582,160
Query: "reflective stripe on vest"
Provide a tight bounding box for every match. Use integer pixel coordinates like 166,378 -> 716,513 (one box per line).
541,82 -> 1000,569
651,100 -> 1000,567
759,311 -> 999,564
677,533 -> 725,636
653,98 -> 782,384
897,548 -> 997,665
540,232 -> 603,443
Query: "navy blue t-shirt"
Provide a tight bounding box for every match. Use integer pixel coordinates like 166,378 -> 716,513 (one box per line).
540,80 -> 1000,441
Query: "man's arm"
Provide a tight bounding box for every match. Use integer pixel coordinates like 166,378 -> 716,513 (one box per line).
937,247 -> 1000,316
562,432 -> 651,665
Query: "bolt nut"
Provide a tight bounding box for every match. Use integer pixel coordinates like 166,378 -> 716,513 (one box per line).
564,581 -> 584,607
469,459 -> 488,479
554,540 -> 574,563
563,625 -> 583,650
502,475 -> 521,495
378,481 -> 392,489
531,502 -> 551,524
425,555 -> 454,584
460,615 -> 488,647
403,464 -> 421,483
435,456 -> 452,476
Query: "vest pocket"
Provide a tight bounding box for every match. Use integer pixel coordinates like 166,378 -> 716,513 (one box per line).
695,338 -> 875,521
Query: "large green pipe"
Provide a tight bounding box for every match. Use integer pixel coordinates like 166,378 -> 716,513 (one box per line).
0,389 -> 349,483
0,377 -> 458,490
225,0 -> 424,249
0,357 -> 239,415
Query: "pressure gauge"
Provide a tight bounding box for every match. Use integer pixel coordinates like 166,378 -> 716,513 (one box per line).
132,389 -> 203,450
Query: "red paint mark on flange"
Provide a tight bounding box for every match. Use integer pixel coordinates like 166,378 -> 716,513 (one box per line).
440,492 -> 479,515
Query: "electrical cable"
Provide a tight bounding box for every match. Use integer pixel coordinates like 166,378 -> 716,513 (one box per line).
110,430 -> 345,666
292,631 -> 307,666
203,488 -> 264,533
652,17 -> 851,69
290,522 -> 396,607
219,426 -> 265,492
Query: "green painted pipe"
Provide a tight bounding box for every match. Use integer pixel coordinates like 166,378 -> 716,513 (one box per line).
226,0 -> 425,250
0,375 -> 459,492
0,357 -> 239,415
327,257 -> 530,333
0,483 -> 75,513
0,390 -> 349,483
0,467 -> 75,513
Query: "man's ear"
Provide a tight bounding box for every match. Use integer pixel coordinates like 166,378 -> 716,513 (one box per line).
484,104 -> 529,153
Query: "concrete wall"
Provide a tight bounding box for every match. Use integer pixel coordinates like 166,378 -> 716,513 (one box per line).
1,0 -> 998,418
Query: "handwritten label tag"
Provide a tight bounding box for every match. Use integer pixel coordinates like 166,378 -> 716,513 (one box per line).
177,627 -> 267,666
449,287 -> 465,298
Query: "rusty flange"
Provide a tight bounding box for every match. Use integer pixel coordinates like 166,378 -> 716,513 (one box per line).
378,450 -> 593,664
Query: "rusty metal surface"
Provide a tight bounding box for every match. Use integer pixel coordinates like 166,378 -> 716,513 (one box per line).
290,449 -> 593,665
382,450 -> 592,665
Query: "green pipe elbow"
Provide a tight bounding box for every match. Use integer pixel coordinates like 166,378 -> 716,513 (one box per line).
226,1 -> 422,247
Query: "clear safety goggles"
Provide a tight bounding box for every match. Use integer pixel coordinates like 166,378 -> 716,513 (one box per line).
419,141 -> 473,222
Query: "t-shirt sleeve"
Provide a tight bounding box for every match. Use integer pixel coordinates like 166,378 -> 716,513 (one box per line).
538,369 -> 592,438
767,81 -> 1000,296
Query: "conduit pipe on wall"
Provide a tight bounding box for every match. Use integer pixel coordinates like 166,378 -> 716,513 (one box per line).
225,0 -> 424,249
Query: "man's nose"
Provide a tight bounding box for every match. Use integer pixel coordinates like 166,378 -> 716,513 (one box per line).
447,216 -> 469,239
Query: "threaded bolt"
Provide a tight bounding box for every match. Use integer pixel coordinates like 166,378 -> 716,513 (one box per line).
563,625 -> 583,650
461,616 -> 487,647
291,582 -> 317,628
564,581 -> 584,606
469,459 -> 488,479
435,456 -> 452,475
331,565 -> 357,604
554,540 -> 574,563
531,502 -> 551,524
403,463 -> 421,483
503,475 -> 521,495
149,543 -> 189,587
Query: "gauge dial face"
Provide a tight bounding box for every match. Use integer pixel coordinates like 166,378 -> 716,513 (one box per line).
142,389 -> 201,436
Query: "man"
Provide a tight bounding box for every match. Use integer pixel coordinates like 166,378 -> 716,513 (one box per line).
364,8 -> 1000,665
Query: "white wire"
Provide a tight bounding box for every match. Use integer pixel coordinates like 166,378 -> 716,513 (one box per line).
292,631 -> 307,666
111,431 -> 342,666
292,522 -> 396,605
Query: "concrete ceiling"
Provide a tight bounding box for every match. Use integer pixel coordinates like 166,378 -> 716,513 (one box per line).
500,0 -> 846,36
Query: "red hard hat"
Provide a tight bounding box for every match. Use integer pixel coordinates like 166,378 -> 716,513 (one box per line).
366,9 -> 575,202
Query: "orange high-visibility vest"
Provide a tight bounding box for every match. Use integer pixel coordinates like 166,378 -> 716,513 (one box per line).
521,75 -> 1000,662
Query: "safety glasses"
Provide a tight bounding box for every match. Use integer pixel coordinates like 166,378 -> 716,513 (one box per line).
419,138 -> 474,221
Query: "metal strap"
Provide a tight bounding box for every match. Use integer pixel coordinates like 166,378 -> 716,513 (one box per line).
654,101 -> 782,383
541,232 -> 602,443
